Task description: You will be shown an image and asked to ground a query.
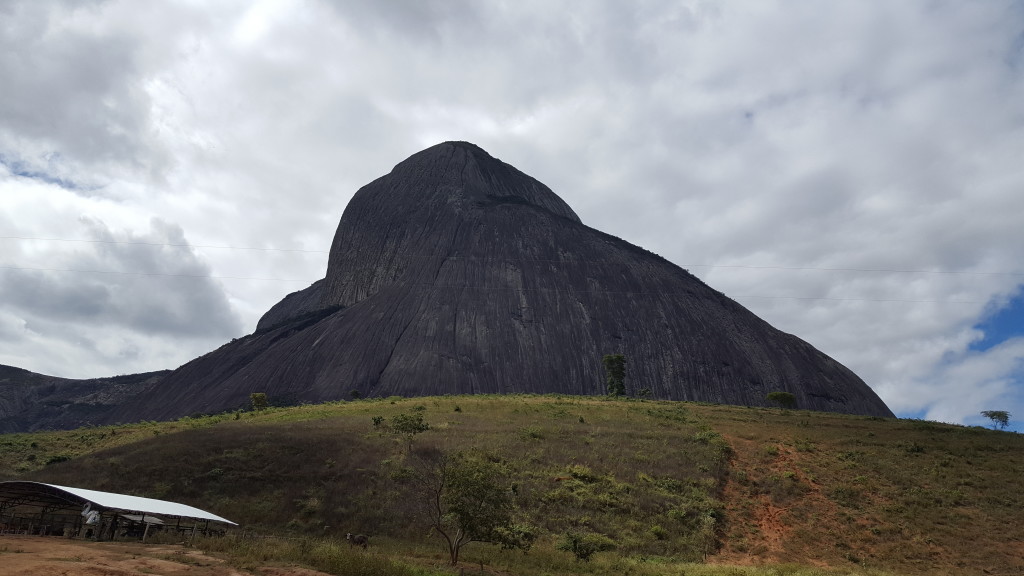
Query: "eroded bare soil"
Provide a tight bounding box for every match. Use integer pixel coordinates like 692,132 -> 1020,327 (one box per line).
0,535 -> 331,576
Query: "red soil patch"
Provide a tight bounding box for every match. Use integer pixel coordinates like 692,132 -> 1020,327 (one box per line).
0,536 -> 332,576
711,433 -> 846,569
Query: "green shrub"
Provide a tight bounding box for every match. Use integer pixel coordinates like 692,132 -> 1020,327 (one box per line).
566,464 -> 599,483
557,530 -> 615,562
390,412 -> 429,436
830,485 -> 864,508
519,426 -> 544,440
766,391 -> 796,409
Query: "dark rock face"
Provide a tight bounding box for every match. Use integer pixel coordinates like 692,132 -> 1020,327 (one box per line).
254,279 -> 325,333
0,365 -> 168,432
107,141 -> 893,422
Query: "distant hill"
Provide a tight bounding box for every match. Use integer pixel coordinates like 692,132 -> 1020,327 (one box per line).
0,364 -> 167,433
107,142 -> 891,423
6,396 -> 1022,575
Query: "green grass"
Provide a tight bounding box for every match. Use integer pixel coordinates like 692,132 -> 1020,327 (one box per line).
179,533 -> 440,576
158,531 -> 897,576
20,396 -> 729,561
2,395 -> 1021,575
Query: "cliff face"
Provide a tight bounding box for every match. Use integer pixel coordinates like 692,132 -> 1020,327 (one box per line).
103,142 -> 893,422
0,365 -> 167,432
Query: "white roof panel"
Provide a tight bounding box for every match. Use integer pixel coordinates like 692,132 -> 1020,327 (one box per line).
39,483 -> 236,525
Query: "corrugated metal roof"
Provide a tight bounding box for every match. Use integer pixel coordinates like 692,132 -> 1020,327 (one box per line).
0,481 -> 236,525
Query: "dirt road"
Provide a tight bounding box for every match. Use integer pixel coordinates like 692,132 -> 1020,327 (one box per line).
0,536 -> 330,576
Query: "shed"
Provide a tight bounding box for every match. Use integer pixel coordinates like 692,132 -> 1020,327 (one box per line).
0,481 -> 235,540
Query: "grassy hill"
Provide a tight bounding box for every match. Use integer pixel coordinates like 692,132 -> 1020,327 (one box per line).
2,395 -> 1021,576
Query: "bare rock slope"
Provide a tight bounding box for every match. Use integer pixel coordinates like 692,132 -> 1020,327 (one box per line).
113,142 -> 892,421
0,365 -> 167,432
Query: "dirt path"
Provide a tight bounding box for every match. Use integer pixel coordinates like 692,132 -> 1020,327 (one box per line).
0,536 -> 331,576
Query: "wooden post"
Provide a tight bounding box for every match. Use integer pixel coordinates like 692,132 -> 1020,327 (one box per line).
109,514 -> 119,541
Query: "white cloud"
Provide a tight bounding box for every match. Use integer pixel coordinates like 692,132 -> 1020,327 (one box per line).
0,168 -> 241,376
1,0 -> 1022,424
911,337 -> 1024,426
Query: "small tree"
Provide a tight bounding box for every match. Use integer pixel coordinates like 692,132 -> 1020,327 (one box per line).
391,412 -> 430,437
557,530 -> 615,562
981,410 -> 1010,430
249,392 -> 269,411
395,448 -> 533,565
602,354 -> 626,396
766,391 -> 796,409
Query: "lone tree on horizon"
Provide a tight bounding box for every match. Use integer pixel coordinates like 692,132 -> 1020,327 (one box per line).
602,354 -> 626,396
981,410 -> 1010,430
766,391 -> 796,409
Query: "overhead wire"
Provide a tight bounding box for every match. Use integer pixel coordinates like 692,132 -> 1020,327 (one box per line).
0,235 -> 1016,304
0,235 -> 326,253
0,264 -> 995,304
2,234 -> 1022,277
0,264 -> 306,282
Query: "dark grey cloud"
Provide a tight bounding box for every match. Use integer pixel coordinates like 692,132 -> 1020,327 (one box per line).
0,0 -> 164,188
0,217 -> 240,338
2,269 -> 112,320
0,210 -> 242,376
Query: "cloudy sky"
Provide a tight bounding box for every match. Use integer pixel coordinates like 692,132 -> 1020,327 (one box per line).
1,0 -> 1022,430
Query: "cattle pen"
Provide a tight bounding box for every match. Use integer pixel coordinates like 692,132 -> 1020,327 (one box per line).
0,480 -> 235,541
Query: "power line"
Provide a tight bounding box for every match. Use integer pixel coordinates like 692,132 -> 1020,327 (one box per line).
731,295 -> 983,304
0,236 -> 327,253
2,235 -> 1022,277
0,265 -> 309,282
0,264 -> 991,304
684,264 -> 1024,277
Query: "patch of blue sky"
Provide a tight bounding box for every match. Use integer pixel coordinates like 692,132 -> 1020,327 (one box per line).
898,408 -> 1020,433
897,408 -> 930,421
971,288 -> 1024,352
0,153 -> 83,191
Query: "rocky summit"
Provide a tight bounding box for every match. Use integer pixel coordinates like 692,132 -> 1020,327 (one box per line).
105,142 -> 891,422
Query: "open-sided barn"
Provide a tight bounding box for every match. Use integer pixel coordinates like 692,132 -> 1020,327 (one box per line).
0,481 -> 235,540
